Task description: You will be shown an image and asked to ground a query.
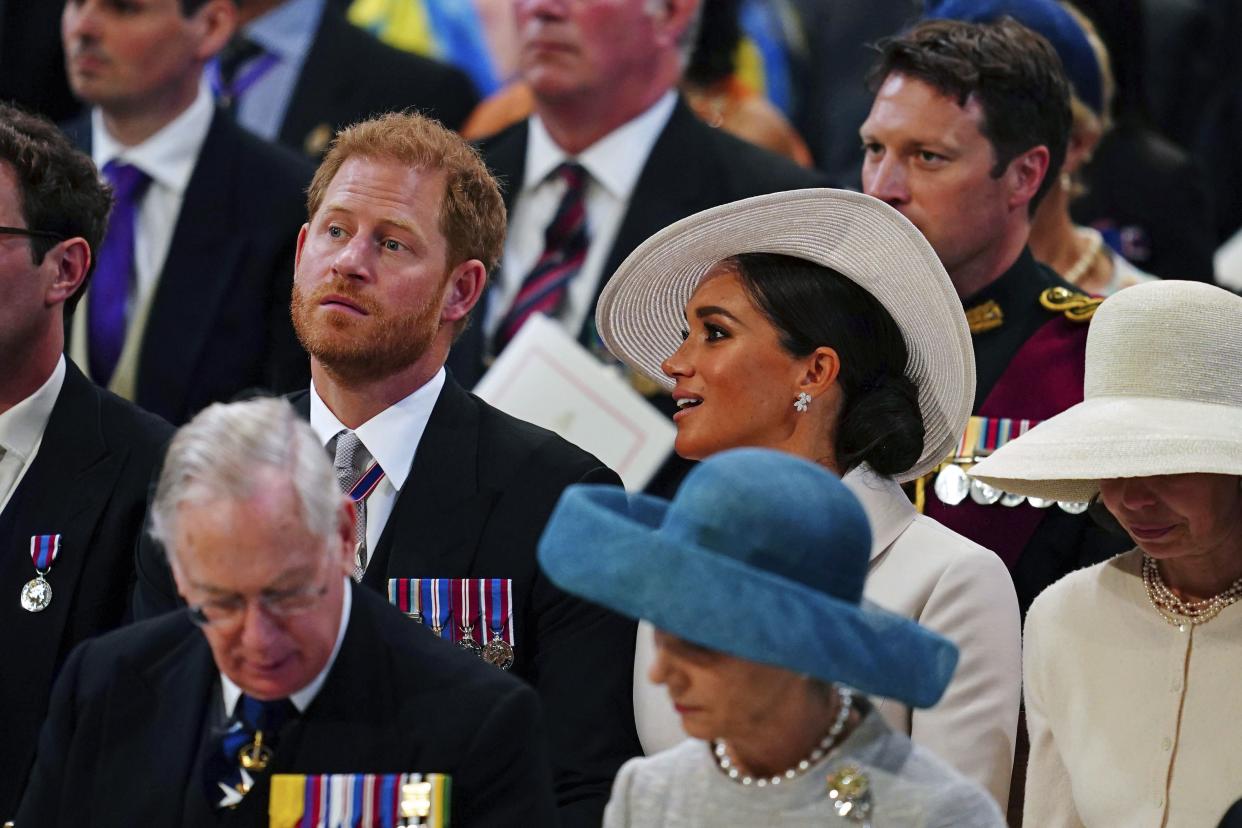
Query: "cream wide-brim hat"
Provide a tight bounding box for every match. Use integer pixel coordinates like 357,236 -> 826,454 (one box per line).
595,189 -> 974,483
970,280 -> 1242,502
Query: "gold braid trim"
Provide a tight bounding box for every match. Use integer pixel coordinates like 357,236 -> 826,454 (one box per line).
1039,286 -> 1102,323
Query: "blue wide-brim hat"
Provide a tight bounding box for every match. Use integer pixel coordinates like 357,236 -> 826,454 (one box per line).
537,448 -> 959,709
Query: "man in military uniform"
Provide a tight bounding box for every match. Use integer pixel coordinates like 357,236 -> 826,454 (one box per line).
860,18 -> 1129,612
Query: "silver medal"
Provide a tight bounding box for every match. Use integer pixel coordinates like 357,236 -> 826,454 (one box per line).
482,636 -> 514,670
933,465 -> 970,506
969,477 -> 1002,506
1027,496 -> 1055,509
1000,491 -> 1026,507
1058,500 -> 1089,514
20,575 -> 52,612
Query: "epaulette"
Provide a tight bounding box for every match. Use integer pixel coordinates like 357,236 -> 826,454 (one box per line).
1039,286 -> 1102,323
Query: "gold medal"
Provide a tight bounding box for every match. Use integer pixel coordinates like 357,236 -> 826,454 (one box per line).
238,730 -> 273,772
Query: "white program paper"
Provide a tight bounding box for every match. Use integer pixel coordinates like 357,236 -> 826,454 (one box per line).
474,314 -> 676,491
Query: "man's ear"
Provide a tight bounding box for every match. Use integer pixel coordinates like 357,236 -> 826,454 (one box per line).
194,0 -> 240,63
651,0 -> 699,49
439,259 -> 488,325
1006,145 -> 1051,212
45,237 -> 91,308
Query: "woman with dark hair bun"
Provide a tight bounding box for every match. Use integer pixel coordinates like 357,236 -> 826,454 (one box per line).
597,189 -> 1021,807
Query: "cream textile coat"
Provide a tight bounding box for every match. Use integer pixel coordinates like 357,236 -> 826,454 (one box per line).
631,467 -> 1022,808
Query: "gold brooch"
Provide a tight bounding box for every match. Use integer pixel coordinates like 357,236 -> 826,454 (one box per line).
826,765 -> 872,823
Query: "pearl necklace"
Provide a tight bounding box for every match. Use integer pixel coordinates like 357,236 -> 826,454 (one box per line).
712,686 -> 854,788
1142,555 -> 1242,630
1063,227 -> 1105,286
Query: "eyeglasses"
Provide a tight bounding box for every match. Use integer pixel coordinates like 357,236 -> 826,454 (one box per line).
0,226 -> 67,242
187,579 -> 332,631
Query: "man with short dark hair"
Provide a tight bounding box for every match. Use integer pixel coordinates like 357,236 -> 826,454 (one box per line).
135,111 -> 640,828
16,397 -> 557,826
60,0 -> 313,425
0,102 -> 172,820
860,18 -> 1128,611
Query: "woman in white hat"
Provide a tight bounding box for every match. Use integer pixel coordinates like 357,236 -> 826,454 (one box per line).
538,447 -> 1005,827
969,280 -> 1242,827
595,188 -> 1021,806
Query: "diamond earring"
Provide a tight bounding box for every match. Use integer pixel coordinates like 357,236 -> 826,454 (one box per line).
794,392 -> 812,413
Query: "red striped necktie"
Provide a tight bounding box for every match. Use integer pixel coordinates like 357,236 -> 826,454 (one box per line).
495,162 -> 591,352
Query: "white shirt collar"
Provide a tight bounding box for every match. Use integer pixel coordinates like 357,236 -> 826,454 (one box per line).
523,91 -> 677,200
91,79 -> 215,193
842,466 -> 917,562
221,578 -> 352,716
245,0 -> 324,60
0,356 -> 66,463
307,368 -> 447,492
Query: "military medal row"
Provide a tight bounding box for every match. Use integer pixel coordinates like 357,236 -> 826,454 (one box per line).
933,416 -> 1089,514
268,772 -> 451,828
388,578 -> 515,670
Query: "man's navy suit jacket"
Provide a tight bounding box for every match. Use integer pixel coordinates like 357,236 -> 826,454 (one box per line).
63,109 -> 314,425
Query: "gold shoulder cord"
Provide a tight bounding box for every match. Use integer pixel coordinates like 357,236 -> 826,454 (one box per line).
964,299 -> 1004,334
1039,286 -> 1102,323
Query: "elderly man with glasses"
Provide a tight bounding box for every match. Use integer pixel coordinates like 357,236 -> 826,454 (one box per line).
0,103 -> 174,822
13,396 -> 558,827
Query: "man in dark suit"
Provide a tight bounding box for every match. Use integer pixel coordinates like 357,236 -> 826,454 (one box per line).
219,0 -> 478,158
60,0 -> 312,425
0,104 -> 173,821
448,0 -> 825,390
133,111 -> 641,827
17,397 -> 556,826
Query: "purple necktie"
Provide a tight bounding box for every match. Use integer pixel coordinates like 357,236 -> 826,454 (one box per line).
88,160 -> 150,385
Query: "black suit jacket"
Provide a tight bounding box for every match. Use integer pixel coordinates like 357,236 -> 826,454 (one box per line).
0,360 -> 172,820
15,584 -> 557,827
277,7 -> 478,157
63,109 -> 313,425
134,375 -> 641,827
448,97 -> 828,387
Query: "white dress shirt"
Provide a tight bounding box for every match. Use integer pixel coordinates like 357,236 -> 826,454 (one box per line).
484,91 -> 677,344
0,356 -> 66,514
220,578 -> 352,714
307,368 -> 446,558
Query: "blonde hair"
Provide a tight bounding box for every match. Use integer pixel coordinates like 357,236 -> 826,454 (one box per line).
306,111 -> 506,274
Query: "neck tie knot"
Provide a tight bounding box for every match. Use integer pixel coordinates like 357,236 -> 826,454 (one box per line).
102,160 -> 151,204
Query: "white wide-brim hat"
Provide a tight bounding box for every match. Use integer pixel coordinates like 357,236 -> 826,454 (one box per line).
970,280 -> 1242,502
595,189 -> 974,483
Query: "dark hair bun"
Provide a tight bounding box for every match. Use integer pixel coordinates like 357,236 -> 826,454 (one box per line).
836,372 -> 925,477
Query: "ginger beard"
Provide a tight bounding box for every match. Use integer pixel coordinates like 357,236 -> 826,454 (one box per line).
290,275 -> 446,384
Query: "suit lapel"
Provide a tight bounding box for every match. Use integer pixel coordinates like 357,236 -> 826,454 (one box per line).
362,378 -> 495,589
134,111 -> 245,420
97,625 -> 216,821
1,363 -> 127,695
278,11 -> 349,154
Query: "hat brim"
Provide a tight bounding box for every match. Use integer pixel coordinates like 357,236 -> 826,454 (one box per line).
969,395 -> 1242,502
537,485 -> 960,709
594,188 -> 974,483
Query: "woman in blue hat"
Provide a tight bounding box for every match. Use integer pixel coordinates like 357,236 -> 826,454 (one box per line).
595,188 -> 1020,805
538,447 -> 1004,826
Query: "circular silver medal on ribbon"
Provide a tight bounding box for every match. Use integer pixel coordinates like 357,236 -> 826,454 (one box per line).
1000,491 -> 1026,507
1058,500 -> 1089,514
969,477 -> 1002,506
483,636 -> 514,670
458,622 -> 483,656
21,576 -> 52,612
934,465 -> 970,506
1027,496 -> 1055,509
